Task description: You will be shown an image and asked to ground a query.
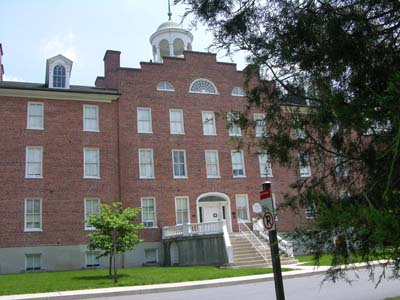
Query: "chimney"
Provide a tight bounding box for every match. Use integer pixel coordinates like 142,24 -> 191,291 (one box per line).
0,43 -> 3,81
104,50 -> 121,76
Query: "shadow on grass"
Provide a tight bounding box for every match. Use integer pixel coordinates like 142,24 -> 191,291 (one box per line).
73,274 -> 130,281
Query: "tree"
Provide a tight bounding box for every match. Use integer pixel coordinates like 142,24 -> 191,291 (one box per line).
177,0 -> 400,281
87,202 -> 143,283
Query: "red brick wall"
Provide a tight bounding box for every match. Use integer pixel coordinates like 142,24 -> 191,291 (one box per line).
0,97 -> 119,248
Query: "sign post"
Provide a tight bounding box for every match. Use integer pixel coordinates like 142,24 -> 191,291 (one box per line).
260,181 -> 285,300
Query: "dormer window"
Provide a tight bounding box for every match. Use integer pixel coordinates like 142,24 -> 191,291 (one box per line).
189,79 -> 218,94
45,54 -> 73,89
157,81 -> 175,92
53,65 -> 66,88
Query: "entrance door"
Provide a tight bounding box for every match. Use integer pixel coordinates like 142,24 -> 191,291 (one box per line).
202,205 -> 220,223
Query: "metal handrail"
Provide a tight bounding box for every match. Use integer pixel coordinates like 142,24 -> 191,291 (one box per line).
238,219 -> 269,264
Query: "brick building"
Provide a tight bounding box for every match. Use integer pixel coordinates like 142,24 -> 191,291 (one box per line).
0,18 -> 308,273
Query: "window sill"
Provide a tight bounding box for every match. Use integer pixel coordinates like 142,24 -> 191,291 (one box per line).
170,132 -> 185,135
173,176 -> 188,179
26,127 -> 44,130
25,176 -> 43,179
300,175 -> 311,178
203,133 -> 217,136
140,177 -> 156,180
143,226 -> 158,229
83,176 -> 101,179
229,134 -> 242,137
138,131 -> 153,134
260,175 -> 273,178
85,227 -> 97,231
24,229 -> 43,232
233,175 -> 246,178
83,129 -> 100,133
207,176 -> 221,179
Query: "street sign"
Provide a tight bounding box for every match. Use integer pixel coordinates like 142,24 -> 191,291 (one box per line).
260,189 -> 271,200
252,203 -> 262,213
263,211 -> 275,231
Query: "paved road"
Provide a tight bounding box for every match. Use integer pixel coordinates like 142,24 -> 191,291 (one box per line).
88,268 -> 399,300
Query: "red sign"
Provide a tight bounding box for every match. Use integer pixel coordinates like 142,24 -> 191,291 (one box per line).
260,189 -> 271,200
263,211 -> 275,231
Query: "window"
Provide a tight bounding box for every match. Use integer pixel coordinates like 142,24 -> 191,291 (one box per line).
172,150 -> 187,178
253,113 -> 266,137
25,147 -> 43,178
227,112 -> 242,136
305,201 -> 316,219
141,197 -> 156,228
157,81 -> 175,92
231,86 -> 245,96
84,148 -> 100,179
175,196 -> 189,225
189,79 -> 218,94
25,198 -> 42,231
339,191 -> 350,201
295,128 -> 306,140
299,152 -> 311,177
53,65 -> 66,88
25,254 -> 41,271
139,149 -> 154,179
144,249 -> 158,264
258,153 -> 273,177
202,111 -> 216,135
84,198 -> 100,230
83,105 -> 99,132
205,150 -> 220,178
86,252 -> 100,267
27,102 -> 44,130
169,109 -> 184,134
137,108 -> 152,133
231,151 -> 246,177
335,156 -> 348,177
236,195 -> 250,222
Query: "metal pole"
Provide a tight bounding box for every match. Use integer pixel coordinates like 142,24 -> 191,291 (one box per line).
262,182 -> 285,300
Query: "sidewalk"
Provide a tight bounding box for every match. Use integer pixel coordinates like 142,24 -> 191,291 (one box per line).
0,262 -> 376,300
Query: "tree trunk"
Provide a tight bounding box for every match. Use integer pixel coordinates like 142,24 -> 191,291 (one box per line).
109,254 -> 112,277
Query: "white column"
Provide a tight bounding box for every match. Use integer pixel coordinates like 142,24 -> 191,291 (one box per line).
169,42 -> 174,57
156,47 -> 161,62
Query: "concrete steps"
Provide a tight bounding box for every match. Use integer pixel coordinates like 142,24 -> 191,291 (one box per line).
228,232 -> 298,268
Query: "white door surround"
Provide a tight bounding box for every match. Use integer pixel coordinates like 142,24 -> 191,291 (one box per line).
196,192 -> 232,232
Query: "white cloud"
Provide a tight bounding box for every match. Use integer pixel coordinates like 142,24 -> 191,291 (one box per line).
42,32 -> 77,61
3,74 -> 25,82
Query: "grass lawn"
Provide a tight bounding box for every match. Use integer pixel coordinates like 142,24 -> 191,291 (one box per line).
297,254 -> 335,266
385,298 -> 400,300
0,266 -> 290,296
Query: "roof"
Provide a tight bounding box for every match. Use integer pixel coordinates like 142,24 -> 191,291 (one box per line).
0,81 -> 119,95
157,20 -> 182,31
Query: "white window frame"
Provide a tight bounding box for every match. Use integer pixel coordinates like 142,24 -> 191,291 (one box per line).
25,146 -> 43,179
138,149 -> 155,179
189,78 -> 218,95
295,128 -> 306,140
175,196 -> 190,225
258,153 -> 273,177
253,113 -> 266,137
83,148 -> 100,179
144,248 -> 159,264
83,104 -> 99,132
25,254 -> 42,271
169,109 -> 185,135
305,202 -> 316,219
156,81 -> 175,92
235,194 -> 250,223
137,108 -> 153,134
27,102 -> 44,130
202,111 -> 217,136
205,150 -> 220,178
84,198 -> 100,230
231,86 -> 245,97
172,149 -> 188,179
231,150 -> 246,178
227,112 -> 242,137
141,197 -> 157,228
85,251 -> 100,267
335,156 -> 348,177
24,198 -> 42,232
298,152 -> 311,177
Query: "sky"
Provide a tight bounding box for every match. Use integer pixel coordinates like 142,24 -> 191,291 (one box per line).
0,0 -> 247,86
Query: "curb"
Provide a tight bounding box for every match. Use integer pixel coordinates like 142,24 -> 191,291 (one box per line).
0,262 -> 380,300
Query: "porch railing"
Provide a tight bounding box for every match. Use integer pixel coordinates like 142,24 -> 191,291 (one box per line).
162,220 -> 224,239
238,219 -> 269,264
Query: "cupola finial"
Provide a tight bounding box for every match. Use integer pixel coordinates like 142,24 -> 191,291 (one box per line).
168,0 -> 172,20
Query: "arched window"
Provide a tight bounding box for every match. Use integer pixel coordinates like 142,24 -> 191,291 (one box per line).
53,65 -> 66,88
173,38 -> 184,56
157,81 -> 175,92
231,86 -> 245,96
189,79 -> 218,94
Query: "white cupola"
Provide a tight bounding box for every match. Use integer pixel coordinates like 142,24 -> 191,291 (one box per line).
150,2 -> 193,63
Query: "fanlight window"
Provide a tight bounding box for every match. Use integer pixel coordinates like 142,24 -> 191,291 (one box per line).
157,81 -> 175,92
231,86 -> 245,96
53,65 -> 66,88
189,79 -> 218,94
